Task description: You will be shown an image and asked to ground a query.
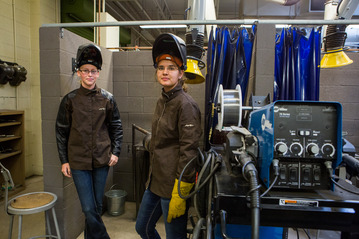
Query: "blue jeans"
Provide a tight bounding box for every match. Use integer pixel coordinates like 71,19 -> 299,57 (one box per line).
135,189 -> 189,239
72,166 -> 110,239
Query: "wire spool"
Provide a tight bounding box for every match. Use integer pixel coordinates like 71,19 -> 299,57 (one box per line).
217,84 -> 242,131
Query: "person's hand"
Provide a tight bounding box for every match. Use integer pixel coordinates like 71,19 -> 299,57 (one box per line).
108,154 -> 118,167
61,163 -> 72,178
167,179 -> 194,223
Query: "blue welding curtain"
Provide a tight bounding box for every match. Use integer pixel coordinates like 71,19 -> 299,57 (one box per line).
204,25 -> 256,149
274,27 -> 321,101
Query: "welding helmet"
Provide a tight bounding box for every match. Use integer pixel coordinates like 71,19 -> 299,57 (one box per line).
152,33 -> 187,70
75,43 -> 103,70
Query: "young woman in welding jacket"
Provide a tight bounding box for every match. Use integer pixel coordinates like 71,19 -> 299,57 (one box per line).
135,33 -> 202,238
56,43 -> 123,239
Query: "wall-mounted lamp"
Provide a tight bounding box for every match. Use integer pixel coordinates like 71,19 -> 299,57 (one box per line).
0,60 -> 27,86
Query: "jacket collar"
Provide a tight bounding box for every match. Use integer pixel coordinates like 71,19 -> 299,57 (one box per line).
161,83 -> 182,100
79,84 -> 100,95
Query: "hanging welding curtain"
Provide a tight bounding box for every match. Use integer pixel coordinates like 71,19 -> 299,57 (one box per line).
274,27 -> 321,101
204,25 -> 256,150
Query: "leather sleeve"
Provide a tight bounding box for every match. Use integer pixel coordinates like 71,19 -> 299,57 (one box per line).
55,94 -> 72,165
102,89 -> 123,157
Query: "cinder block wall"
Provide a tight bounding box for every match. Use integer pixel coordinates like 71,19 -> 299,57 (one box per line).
320,52 -> 359,152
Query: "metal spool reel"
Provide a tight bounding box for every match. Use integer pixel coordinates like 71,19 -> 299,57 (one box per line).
217,84 -> 242,130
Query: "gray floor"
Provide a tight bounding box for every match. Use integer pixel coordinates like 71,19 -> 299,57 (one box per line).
0,176 -> 341,239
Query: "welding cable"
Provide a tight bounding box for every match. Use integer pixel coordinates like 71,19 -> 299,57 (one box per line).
192,217 -> 205,239
235,152 -> 260,239
178,150 -> 222,200
194,150 -> 213,218
324,160 -> 359,195
260,159 -> 280,198
330,176 -> 359,195
260,176 -> 278,198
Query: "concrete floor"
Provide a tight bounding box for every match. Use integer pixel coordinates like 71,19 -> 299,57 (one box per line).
0,176 -> 342,239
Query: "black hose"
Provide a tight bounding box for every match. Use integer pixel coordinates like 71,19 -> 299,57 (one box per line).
178,152 -> 221,200
236,153 -> 260,239
194,152 -> 213,218
330,176 -> 359,195
248,171 -> 260,239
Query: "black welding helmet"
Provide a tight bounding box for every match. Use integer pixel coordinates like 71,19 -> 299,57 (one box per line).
152,33 -> 187,70
75,43 -> 103,70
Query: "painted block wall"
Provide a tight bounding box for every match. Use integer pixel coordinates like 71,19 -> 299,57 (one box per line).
0,0 -> 59,177
320,52 -> 359,152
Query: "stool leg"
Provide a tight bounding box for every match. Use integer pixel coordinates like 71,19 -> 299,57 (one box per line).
8,215 -> 14,239
51,207 -> 61,239
45,210 -> 52,236
18,215 -> 22,239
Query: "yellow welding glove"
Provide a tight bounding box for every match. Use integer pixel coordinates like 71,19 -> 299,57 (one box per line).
167,179 -> 194,223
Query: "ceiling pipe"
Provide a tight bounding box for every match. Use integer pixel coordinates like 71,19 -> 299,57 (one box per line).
42,19 -> 359,28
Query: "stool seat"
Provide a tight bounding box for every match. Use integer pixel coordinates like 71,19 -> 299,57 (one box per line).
9,192 -> 55,209
7,192 -> 61,239
1,163 -> 61,239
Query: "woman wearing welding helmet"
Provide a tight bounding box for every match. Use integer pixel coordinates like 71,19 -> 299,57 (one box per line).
56,43 -> 123,239
135,33 -> 202,238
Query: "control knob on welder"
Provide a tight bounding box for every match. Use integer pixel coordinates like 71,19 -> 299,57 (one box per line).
321,143 -> 336,157
275,142 -> 288,155
307,143 -> 319,156
289,142 -> 303,156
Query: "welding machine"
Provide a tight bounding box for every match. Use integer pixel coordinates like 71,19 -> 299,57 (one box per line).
247,100 -> 343,190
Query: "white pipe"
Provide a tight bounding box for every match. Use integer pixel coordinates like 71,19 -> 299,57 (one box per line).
42,19 -> 359,28
12,0 -> 18,110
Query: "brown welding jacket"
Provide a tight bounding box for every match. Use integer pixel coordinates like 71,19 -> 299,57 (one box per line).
147,83 -> 202,198
56,85 -> 123,170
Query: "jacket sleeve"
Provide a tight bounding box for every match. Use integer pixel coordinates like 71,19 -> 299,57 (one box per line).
177,100 -> 202,183
55,95 -> 71,165
108,96 -> 123,157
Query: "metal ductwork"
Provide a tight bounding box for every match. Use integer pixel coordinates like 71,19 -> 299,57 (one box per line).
184,0 -> 207,84
321,0 -> 359,68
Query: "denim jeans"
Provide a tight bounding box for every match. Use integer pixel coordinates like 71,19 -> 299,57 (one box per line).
135,189 -> 189,239
72,166 -> 110,239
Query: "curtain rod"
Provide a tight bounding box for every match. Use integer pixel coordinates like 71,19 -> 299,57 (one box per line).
42,19 -> 359,28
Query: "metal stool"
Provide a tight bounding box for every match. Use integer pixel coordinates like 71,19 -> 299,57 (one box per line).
1,163 -> 61,239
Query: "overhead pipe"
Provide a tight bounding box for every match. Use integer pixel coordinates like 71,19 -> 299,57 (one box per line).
42,19 -> 359,28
